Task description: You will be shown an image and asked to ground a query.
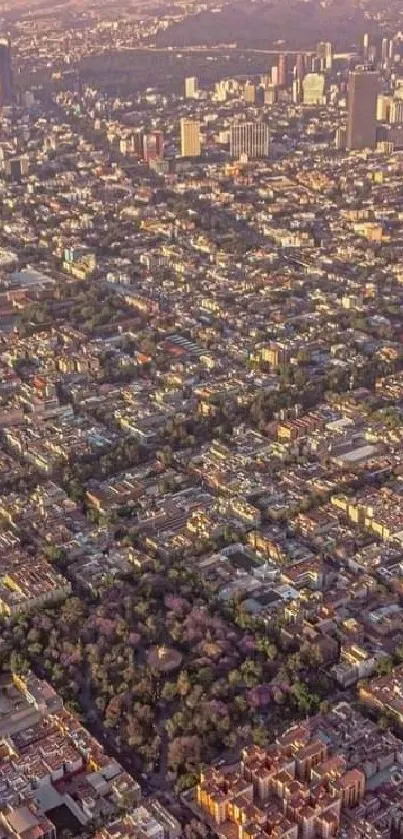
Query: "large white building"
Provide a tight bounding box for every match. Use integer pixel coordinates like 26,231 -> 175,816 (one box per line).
230,122 -> 269,159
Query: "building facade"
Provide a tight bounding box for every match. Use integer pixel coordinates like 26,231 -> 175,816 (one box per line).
347,70 -> 378,150
180,118 -> 201,157
0,38 -> 13,106
230,122 -> 269,159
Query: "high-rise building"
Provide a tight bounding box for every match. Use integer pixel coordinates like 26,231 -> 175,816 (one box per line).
132,129 -> 145,157
180,118 -> 201,157
302,73 -> 325,105
278,54 -> 288,87
244,82 -> 256,104
214,81 -> 227,102
335,126 -> 347,151
292,79 -> 302,104
143,131 -> 164,163
5,155 -> 29,182
230,122 -> 269,159
0,38 -> 13,106
310,56 -> 322,74
377,94 -> 392,122
316,41 -> 333,71
347,70 -> 378,150
390,99 -> 403,125
271,66 -> 279,87
185,76 -> 199,99
295,53 -> 306,82
264,86 -> 278,105
381,37 -> 390,66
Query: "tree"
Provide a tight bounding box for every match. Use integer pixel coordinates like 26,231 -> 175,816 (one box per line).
61,598 -> 86,626
176,772 -> 199,793
177,671 -> 192,698
290,680 -> 320,715
375,655 -> 394,677
168,735 -> 202,773
10,650 -> 29,674
239,659 -> 262,688
162,681 -> 178,702
251,725 -> 269,747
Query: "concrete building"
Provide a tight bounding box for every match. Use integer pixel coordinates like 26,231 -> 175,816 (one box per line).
244,82 -> 256,104
0,38 -> 13,106
391,99 -> 403,125
185,76 -> 199,99
230,122 -> 269,159
316,41 -> 333,70
278,53 -> 288,87
303,73 -> 325,106
143,131 -> 164,163
180,118 -> 201,157
347,69 -> 378,150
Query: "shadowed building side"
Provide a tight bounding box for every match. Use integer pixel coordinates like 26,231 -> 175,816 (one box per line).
347,69 -> 378,150
0,38 -> 13,106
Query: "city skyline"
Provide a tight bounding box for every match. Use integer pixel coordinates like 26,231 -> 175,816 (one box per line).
0,3 -> 403,839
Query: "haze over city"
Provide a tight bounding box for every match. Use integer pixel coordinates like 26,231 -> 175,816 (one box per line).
1,1 -> 403,839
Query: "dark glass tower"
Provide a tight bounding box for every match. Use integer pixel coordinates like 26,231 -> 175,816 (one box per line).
0,39 -> 13,106
347,70 -> 378,151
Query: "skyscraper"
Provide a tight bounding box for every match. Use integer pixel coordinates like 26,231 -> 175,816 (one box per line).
271,66 -> 279,87
278,54 -> 288,88
143,131 -> 164,163
132,129 -> 145,158
264,86 -> 278,106
185,77 -> 199,99
302,73 -> 325,106
0,38 -> 13,106
180,118 -> 201,157
230,122 -> 269,159
335,126 -> 347,151
347,70 -> 378,150
292,79 -> 302,104
381,37 -> 390,66
377,94 -> 392,122
244,82 -> 256,104
316,41 -> 333,71
295,54 -> 306,82
390,99 -> 403,125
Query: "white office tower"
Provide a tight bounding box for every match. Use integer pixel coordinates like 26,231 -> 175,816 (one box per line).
185,76 -> 199,99
230,122 -> 269,159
